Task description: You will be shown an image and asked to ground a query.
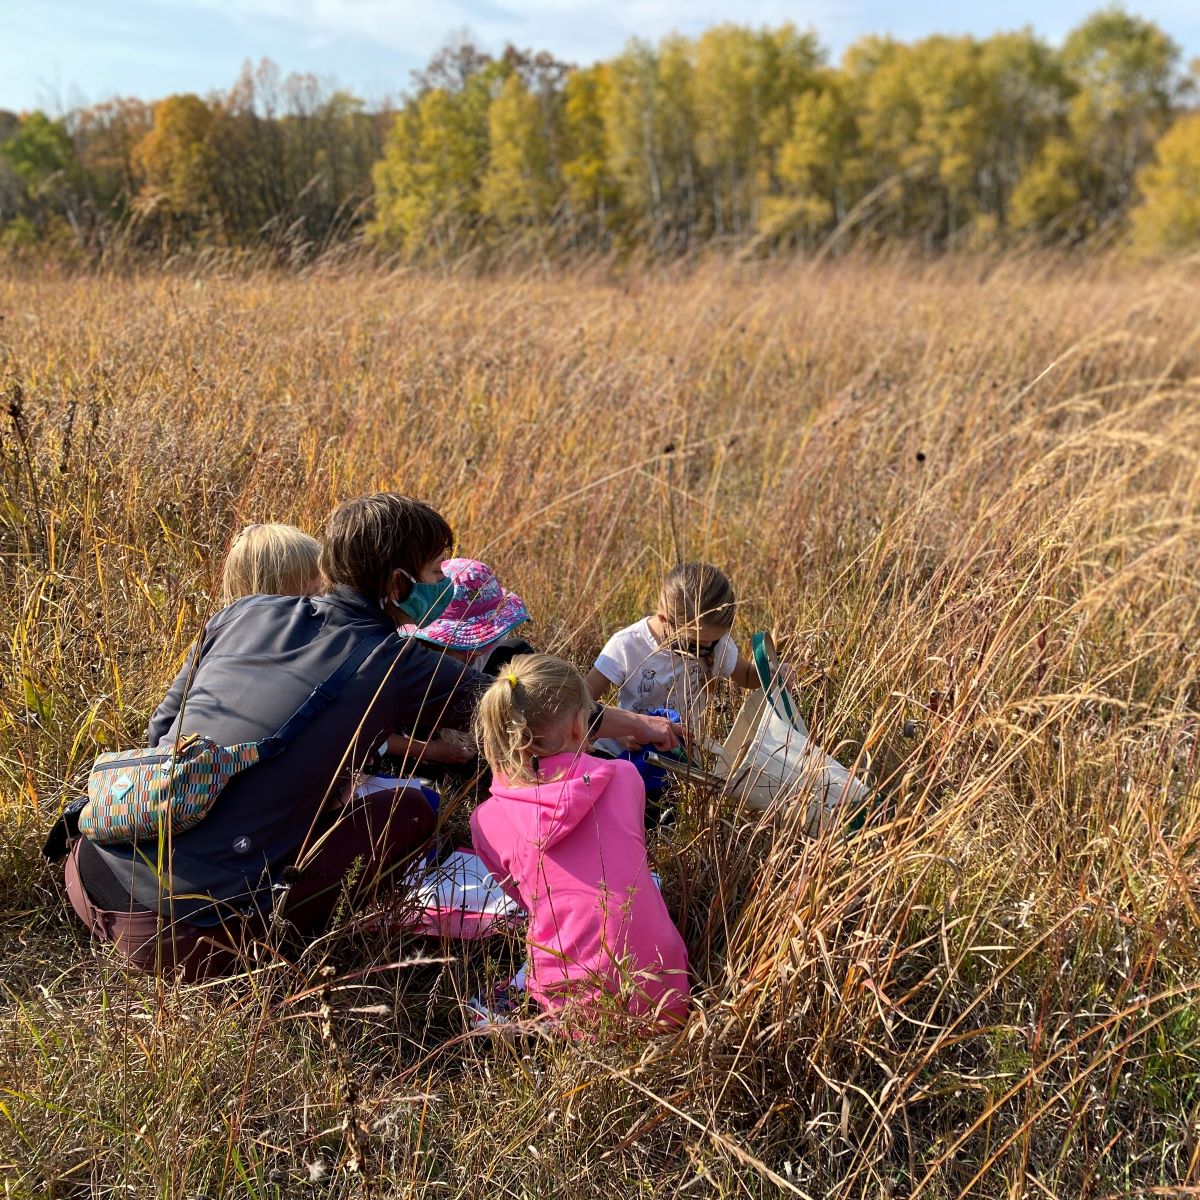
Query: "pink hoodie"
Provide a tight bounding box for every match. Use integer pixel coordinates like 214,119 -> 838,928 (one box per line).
471,751 -> 691,1023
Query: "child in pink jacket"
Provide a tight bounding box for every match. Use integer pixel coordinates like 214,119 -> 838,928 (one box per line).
471,653 -> 691,1025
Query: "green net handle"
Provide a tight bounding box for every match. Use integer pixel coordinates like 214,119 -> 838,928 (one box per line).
751,631 -> 797,726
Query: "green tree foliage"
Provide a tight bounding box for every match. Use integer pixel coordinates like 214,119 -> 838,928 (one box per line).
481,74 -> 562,231
2,112 -> 76,193
2,10 -> 1198,261
1014,8 -> 1182,238
0,111 -> 86,250
1130,112 -> 1200,253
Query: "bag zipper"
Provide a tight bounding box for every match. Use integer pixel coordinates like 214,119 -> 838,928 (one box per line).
95,734 -> 204,772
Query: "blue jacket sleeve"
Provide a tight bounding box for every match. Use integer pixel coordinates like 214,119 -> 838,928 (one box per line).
398,648 -> 487,738
146,640 -> 202,747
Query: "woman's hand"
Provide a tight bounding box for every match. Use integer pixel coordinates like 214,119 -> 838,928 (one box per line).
595,706 -> 682,752
421,730 -> 476,765
634,714 -> 683,751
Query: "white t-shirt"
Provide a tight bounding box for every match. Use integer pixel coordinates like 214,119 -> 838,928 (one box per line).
593,617 -> 738,750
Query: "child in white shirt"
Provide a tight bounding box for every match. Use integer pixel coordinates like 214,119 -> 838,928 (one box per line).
586,563 -> 777,755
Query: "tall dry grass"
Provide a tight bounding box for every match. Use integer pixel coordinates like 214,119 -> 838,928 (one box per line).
1,256 -> 1199,1198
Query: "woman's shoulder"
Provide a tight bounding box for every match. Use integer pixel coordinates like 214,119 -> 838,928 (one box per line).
202,593 -> 316,645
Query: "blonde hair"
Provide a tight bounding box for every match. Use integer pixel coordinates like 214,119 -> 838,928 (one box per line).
221,523 -> 322,606
660,562 -> 736,630
475,654 -> 592,785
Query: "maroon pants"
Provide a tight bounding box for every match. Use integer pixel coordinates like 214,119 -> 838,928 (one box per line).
65,784 -> 436,981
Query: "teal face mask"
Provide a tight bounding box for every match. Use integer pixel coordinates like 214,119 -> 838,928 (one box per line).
396,574 -> 452,626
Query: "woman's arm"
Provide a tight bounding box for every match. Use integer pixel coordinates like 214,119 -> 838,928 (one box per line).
145,605 -> 240,745
595,705 -> 680,751
386,730 -> 474,764
398,649 -> 486,738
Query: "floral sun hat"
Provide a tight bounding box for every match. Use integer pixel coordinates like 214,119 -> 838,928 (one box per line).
401,558 -> 530,651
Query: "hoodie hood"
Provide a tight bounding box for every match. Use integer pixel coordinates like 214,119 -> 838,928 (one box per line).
487,752 -> 621,849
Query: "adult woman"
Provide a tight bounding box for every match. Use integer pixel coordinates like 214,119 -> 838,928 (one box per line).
64,493 -> 677,978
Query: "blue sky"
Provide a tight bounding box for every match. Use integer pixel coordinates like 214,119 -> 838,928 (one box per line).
3,0 -> 1198,113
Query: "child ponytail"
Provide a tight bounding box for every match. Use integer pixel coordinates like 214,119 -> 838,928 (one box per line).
475,654 -> 592,784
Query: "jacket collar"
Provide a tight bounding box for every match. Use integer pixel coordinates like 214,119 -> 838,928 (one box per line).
319,585 -> 397,630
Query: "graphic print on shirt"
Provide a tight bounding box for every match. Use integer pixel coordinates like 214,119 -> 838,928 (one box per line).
594,617 -> 738,736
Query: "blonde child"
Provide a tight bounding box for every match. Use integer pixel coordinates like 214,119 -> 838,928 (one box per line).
471,654 -> 691,1024
221,522 -> 322,607
586,562 -> 781,752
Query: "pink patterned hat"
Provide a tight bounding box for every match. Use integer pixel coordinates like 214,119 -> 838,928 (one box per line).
402,558 -> 530,651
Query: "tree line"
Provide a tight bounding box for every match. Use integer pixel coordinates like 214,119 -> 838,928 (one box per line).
2,9 -> 1199,264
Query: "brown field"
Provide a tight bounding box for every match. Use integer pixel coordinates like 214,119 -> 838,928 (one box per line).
2,257 -> 1200,1198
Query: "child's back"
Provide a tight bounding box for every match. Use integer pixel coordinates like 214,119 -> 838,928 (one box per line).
471,751 -> 690,1022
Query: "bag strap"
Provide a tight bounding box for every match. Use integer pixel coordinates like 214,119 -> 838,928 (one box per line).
752,631 -> 798,726
257,629 -> 393,759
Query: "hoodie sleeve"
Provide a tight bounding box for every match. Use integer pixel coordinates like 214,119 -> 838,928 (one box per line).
610,757 -> 648,825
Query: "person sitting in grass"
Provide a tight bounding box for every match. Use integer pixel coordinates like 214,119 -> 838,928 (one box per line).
586,562 -> 776,738
472,653 -> 691,1026
220,522 -> 323,606
386,557 -> 533,780
62,493 -> 680,981
585,562 -> 790,820
222,530 -> 528,778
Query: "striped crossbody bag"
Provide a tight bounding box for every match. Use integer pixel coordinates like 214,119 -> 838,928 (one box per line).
78,630 -> 389,845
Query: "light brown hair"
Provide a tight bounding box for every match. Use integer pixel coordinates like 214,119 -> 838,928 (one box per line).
319,493 -> 453,603
475,654 -> 592,785
221,523 -> 322,606
659,562 -> 736,630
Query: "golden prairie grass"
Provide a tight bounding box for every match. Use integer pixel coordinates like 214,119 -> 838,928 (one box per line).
1,256 -> 1200,1198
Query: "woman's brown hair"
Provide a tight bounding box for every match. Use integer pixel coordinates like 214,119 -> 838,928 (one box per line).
320,493 -> 452,602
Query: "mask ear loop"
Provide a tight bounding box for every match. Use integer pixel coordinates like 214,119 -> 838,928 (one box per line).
382,567 -> 415,613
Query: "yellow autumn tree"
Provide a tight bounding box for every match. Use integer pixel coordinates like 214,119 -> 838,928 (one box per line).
561,64 -> 619,239
480,74 -> 560,232
133,94 -> 217,221
1130,112 -> 1200,255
